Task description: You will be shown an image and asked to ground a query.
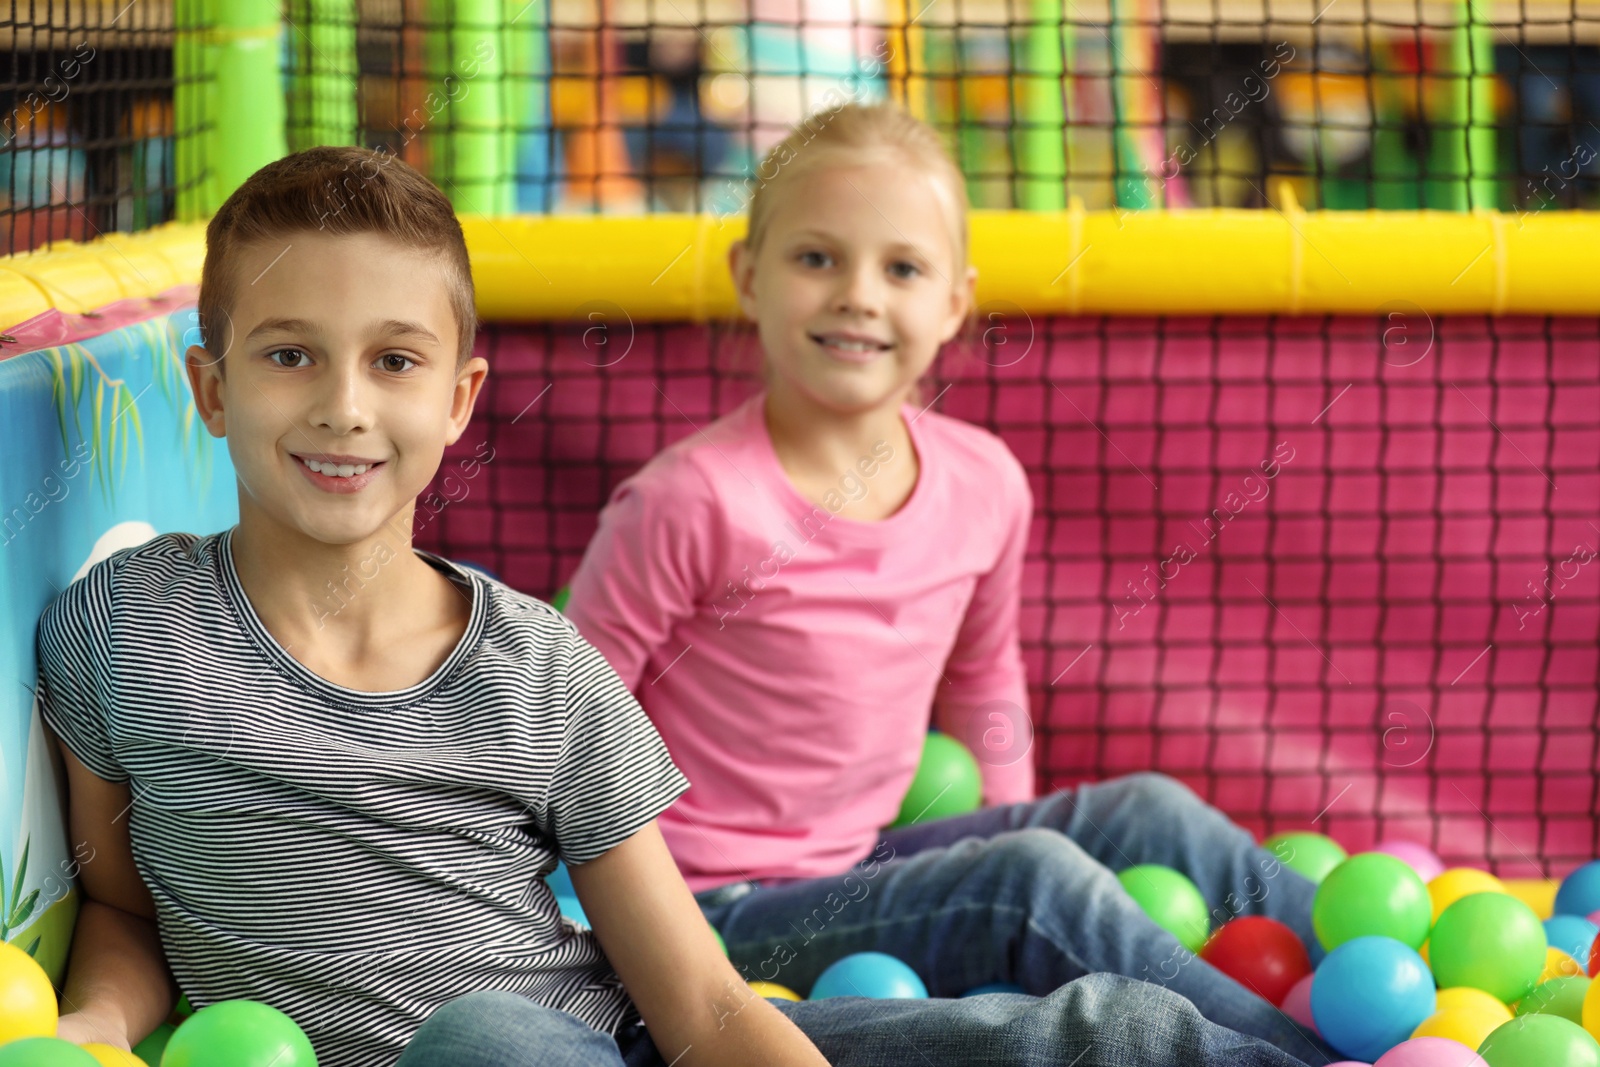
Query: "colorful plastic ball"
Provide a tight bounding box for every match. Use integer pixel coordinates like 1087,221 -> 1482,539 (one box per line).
1199,916 -> 1312,1005
456,560 -> 500,581
1375,842 -> 1447,885
1116,865 -> 1210,952
960,983 -> 1026,997
1429,870 -> 1507,922
1547,916 -> 1600,963
132,1021 -> 175,1065
1315,853 -> 1433,952
82,1046 -> 145,1067
0,941 -> 57,1044
1282,973 -> 1318,1032
1264,831 -> 1349,884
712,927 -> 728,956
161,1000 -> 318,1067
1430,893 -> 1549,1004
1515,975 -> 1589,1026
173,994 -> 194,1021
747,981 -> 802,1001
1477,1013 -> 1600,1067
550,586 -> 571,613
1540,947 -> 1584,984
555,894 -> 589,926
547,860 -> 575,896
1412,1005 -> 1511,1051
1435,988 -> 1513,1022
810,952 -> 928,1000
1374,1037 -> 1488,1066
1586,973 -> 1600,1038
0,1038 -> 100,1066
1311,936 -> 1437,1062
1592,932 -> 1599,979
891,733 -> 982,827
1556,862 -> 1600,919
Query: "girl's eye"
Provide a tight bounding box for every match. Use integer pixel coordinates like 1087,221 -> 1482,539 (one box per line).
798,250 -> 832,269
890,261 -> 922,280
379,353 -> 417,373
267,348 -> 308,368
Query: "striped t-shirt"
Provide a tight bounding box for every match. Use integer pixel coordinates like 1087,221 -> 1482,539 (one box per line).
36,527 -> 690,1066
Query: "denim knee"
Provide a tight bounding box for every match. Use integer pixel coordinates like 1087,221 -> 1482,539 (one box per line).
1114,770 -> 1201,812
398,990 -> 624,1067
983,828 -> 1122,898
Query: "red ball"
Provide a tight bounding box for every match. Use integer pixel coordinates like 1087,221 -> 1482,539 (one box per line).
1198,916 -> 1313,1006
1589,930 -> 1598,978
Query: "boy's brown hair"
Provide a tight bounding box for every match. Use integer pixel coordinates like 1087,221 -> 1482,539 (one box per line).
197,146 -> 477,372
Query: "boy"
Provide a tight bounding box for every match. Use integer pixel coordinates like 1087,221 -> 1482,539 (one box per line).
37,146 -> 1311,1066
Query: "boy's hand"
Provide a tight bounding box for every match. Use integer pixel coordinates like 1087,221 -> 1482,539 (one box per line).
57,1007 -> 132,1050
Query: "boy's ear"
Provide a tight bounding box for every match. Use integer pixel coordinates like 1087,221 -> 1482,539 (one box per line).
184,343 -> 228,439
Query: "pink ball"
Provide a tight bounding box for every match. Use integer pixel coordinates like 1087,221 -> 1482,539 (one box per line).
1281,972 -> 1317,1033
1588,908 -> 1600,926
1372,840 -> 1446,883
1373,1037 -> 1488,1067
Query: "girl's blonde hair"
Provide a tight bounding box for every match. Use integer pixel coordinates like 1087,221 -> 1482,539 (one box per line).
738,100 -> 976,406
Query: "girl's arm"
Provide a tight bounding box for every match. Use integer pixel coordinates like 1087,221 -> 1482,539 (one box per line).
932,458 -> 1037,804
564,461 -> 720,692
569,821 -> 830,1067
48,731 -> 180,1051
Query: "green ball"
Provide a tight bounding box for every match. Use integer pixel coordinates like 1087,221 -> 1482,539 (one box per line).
551,586 -> 571,613
162,1000 -> 318,1067
891,733 -> 982,828
1312,852 -> 1432,951
1263,831 -> 1348,884
1515,975 -> 1591,1026
0,1038 -> 100,1066
134,1022 -> 176,1066
1431,892 -> 1549,1004
712,927 -> 728,956
1117,864 -> 1210,952
1478,1013 -> 1600,1067
174,993 -> 194,1020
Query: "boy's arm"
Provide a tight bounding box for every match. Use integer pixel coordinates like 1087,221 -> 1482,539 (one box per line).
569,822 -> 830,1067
932,460 -> 1037,805
50,727 -> 178,1051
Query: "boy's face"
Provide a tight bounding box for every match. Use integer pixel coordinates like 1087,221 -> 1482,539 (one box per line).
186,230 -> 487,549
730,158 -> 976,416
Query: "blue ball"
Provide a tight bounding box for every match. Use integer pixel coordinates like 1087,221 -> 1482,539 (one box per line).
547,860 -> 575,896
1555,860 -> 1600,918
960,982 -> 1026,997
457,560 -> 501,581
1544,914 -> 1600,962
555,894 -> 589,927
1309,935 -> 1435,1062
810,952 -> 928,1000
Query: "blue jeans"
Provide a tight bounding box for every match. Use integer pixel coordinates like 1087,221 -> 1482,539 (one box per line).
398,979 -> 1313,1066
691,772 -> 1336,1065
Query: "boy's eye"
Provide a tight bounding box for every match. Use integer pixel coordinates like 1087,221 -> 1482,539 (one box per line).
379,353 -> 417,373
267,348 -> 307,368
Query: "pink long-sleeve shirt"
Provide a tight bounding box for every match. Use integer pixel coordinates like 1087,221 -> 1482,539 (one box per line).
564,388 -> 1036,891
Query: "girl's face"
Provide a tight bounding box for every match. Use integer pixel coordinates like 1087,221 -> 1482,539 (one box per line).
731,157 -> 976,417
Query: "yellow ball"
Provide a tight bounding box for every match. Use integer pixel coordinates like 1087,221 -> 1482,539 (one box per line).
1411,1005 -> 1510,1049
82,1045 -> 146,1067
1539,947 -> 1585,985
0,941 -> 58,1044
1427,868 -> 1507,922
1585,972 -> 1600,1041
746,981 -> 802,1002
1436,986 -> 1513,1022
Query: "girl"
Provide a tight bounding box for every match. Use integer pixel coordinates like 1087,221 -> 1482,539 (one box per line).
565,102 -> 1336,1066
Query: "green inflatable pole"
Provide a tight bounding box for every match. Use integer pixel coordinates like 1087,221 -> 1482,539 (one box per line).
1018,0 -> 1071,210
206,0 -> 289,212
